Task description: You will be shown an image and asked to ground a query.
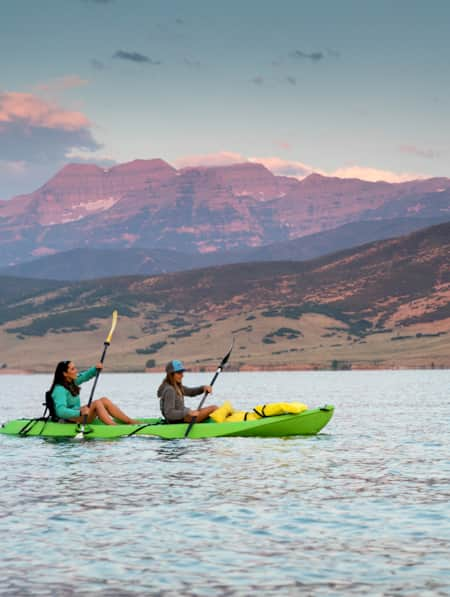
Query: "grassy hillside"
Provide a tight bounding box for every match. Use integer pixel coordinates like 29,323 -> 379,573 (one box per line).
1,222 -> 448,372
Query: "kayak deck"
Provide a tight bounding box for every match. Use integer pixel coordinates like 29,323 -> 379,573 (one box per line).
0,405 -> 334,439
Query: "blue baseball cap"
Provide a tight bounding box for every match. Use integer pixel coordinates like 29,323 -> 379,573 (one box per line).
166,359 -> 185,374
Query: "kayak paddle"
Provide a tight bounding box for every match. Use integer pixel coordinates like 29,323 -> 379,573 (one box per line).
75,310 -> 118,439
184,337 -> 234,438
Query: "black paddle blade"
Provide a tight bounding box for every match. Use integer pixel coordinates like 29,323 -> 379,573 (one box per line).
219,337 -> 234,369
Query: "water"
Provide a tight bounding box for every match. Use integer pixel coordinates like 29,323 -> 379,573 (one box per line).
1,370 -> 449,596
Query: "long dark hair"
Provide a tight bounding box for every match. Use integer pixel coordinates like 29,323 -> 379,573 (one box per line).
48,361 -> 80,397
161,372 -> 183,396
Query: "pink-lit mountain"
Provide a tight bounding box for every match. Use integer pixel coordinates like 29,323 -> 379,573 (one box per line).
0,159 -> 449,267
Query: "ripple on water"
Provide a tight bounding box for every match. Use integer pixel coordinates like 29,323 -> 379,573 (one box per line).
1,370 -> 450,596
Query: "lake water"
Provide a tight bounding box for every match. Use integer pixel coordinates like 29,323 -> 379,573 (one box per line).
1,370 -> 449,596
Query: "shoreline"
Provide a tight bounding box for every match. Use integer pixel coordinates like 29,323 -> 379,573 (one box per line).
1,365 -> 448,375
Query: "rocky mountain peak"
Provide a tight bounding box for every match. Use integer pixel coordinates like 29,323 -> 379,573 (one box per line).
108,158 -> 177,179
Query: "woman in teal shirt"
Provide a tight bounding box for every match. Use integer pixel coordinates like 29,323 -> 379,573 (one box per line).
49,360 -> 137,425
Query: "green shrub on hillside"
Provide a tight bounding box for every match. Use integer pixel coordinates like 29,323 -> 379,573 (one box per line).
169,327 -> 201,338
5,306 -> 116,336
168,317 -> 189,327
136,341 -> 167,355
262,327 -> 303,343
261,303 -> 371,337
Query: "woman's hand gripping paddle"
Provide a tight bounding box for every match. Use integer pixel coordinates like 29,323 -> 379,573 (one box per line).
75,310 -> 118,439
184,338 -> 234,438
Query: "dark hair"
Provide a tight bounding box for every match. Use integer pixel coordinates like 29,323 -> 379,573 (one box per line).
48,360 -> 80,397
162,372 -> 183,396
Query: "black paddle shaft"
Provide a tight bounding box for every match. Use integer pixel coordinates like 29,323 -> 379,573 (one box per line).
86,341 -> 110,408
193,368 -> 221,412
76,310 -> 118,437
184,340 -> 234,438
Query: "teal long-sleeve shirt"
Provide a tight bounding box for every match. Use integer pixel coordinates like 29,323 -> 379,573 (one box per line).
52,367 -> 97,419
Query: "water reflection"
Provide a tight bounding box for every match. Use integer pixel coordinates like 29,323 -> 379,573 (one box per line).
154,440 -> 191,462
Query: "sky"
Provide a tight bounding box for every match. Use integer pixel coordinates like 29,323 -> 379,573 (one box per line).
1,0 -> 449,199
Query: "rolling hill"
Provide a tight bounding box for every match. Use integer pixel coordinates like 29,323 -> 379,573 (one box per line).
1,222 -> 448,372
1,216 -> 447,280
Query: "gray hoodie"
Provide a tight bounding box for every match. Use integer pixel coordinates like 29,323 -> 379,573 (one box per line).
157,381 -> 204,422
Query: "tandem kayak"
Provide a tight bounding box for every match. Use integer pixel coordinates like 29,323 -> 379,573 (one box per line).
0,405 -> 334,440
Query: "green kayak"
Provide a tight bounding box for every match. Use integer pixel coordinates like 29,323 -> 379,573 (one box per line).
0,405 -> 334,439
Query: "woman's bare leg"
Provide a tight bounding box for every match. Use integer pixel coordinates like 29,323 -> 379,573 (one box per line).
69,401 -> 114,425
98,397 -> 138,424
90,399 -> 116,424
184,405 -> 218,423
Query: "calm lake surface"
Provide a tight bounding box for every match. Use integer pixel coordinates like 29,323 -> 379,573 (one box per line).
1,370 -> 449,596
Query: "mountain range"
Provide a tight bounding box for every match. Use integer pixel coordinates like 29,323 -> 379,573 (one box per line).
1,159 -> 449,269
1,215 -> 447,280
1,221 -> 448,372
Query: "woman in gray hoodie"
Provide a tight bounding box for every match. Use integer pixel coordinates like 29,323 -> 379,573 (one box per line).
158,359 -> 217,423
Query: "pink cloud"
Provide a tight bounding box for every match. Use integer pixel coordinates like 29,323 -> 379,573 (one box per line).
247,156 -> 423,183
176,151 -> 426,183
33,75 -> 89,95
248,156 -> 314,178
0,90 -> 100,167
274,140 -> 292,150
175,151 -> 245,168
176,152 -> 314,180
0,91 -> 90,131
330,165 -> 425,183
399,144 -> 444,160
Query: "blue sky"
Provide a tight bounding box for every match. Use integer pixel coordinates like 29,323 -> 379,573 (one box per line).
1,0 -> 449,198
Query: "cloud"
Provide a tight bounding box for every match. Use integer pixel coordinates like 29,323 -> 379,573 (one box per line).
330,165 -> 425,183
0,91 -> 89,130
248,156 -> 314,178
33,75 -> 88,94
184,58 -> 202,68
0,91 -> 100,163
91,58 -> 106,70
274,140 -> 292,151
175,152 -> 245,169
113,50 -> 161,65
290,50 -> 324,62
176,153 -> 313,179
0,160 -> 27,175
399,145 -> 444,160
65,151 -> 117,169
247,157 -> 424,183
175,151 -> 425,183
0,122 -> 100,163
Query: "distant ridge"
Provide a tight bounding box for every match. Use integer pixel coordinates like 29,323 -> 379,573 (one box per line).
1,216 -> 448,280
